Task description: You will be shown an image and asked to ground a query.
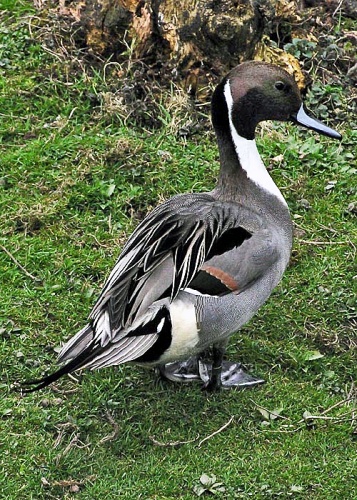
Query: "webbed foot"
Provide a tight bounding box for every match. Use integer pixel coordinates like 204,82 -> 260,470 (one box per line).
198,360 -> 265,391
158,357 -> 201,383
159,357 -> 264,390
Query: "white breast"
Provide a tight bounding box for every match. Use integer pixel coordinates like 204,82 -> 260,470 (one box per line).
159,297 -> 199,362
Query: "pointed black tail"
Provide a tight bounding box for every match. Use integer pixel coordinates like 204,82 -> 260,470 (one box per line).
20,341 -> 105,393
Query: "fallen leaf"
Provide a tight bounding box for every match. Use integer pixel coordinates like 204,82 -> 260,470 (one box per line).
200,473 -> 216,487
291,485 -> 304,492
304,350 -> 324,361
257,406 -> 284,421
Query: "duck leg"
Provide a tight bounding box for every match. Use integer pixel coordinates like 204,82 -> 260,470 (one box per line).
199,341 -> 265,390
201,340 -> 227,391
159,340 -> 265,390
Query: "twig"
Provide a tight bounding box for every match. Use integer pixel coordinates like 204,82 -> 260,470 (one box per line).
88,233 -> 108,248
315,221 -> 339,234
346,381 -> 356,401
53,423 -> 79,448
98,410 -> 120,444
251,401 -> 289,421
297,239 -> 349,246
55,433 -> 90,464
257,390 -> 357,434
258,414 -> 355,434
41,475 -> 96,488
150,416 -> 236,448
332,0 -> 344,17
43,43 -> 66,60
198,416 -> 235,448
321,395 -> 356,415
51,477 -> 95,487
257,426 -> 304,434
51,385 -> 78,395
149,435 -> 198,448
67,373 -> 80,383
348,383 -> 357,426
54,427 -> 68,449
0,244 -> 41,282
299,412 -> 354,423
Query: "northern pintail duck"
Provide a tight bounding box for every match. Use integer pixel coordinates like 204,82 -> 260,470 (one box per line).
23,61 -> 341,393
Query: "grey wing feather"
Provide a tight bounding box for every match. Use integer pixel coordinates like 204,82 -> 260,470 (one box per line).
82,334 -> 159,370
88,194 -> 243,340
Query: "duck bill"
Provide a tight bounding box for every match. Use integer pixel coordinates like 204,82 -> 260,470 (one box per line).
291,105 -> 342,140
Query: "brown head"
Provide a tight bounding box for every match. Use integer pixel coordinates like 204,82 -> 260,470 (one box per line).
212,61 -> 341,141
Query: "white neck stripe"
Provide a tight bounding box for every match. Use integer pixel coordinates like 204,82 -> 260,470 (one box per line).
223,81 -> 287,206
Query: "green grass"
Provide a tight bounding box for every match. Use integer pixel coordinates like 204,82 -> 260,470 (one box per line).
1,4 -> 356,499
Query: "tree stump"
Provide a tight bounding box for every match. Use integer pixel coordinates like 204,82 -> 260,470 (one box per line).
57,0 -> 301,73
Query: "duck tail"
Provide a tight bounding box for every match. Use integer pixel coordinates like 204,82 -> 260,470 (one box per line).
57,323 -> 94,363
20,324 -> 101,393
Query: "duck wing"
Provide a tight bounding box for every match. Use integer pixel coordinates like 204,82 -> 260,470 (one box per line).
190,227 -> 282,297
89,193 -> 252,336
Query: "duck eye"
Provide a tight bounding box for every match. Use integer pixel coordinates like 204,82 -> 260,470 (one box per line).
275,81 -> 286,91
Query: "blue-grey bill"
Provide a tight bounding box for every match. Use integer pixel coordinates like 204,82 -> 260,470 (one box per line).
291,105 -> 342,140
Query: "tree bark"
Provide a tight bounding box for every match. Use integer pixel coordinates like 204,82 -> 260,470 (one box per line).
58,0 -> 300,71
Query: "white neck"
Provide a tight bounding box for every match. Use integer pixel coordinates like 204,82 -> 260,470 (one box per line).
224,81 -> 287,206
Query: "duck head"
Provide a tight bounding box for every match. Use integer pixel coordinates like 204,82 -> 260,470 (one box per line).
212,61 -> 341,141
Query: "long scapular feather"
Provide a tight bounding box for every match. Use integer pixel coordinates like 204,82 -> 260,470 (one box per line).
58,323 -> 94,363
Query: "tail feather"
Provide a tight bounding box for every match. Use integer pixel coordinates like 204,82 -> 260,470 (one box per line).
21,324 -> 96,393
21,341 -> 105,393
20,304 -> 171,393
58,323 -> 94,363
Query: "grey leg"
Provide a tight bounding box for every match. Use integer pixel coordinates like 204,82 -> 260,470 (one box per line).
199,341 -> 265,390
202,340 -> 227,392
159,341 -> 265,389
